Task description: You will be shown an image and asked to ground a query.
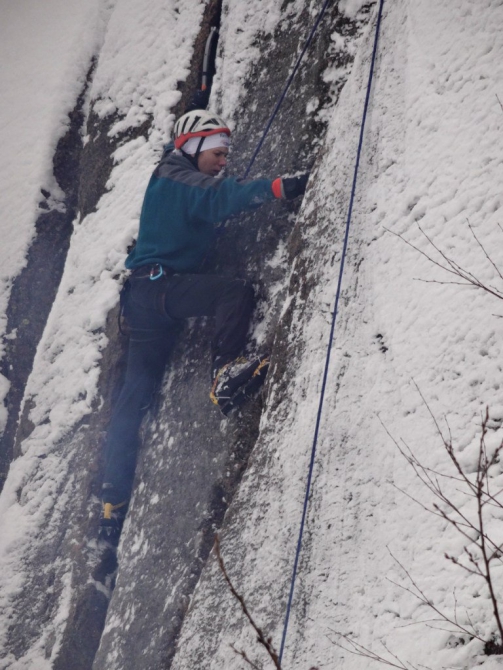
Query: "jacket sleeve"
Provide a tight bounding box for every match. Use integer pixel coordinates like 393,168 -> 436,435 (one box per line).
185,175 -> 276,223
155,154 -> 279,224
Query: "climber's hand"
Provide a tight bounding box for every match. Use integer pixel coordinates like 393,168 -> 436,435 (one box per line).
271,173 -> 310,200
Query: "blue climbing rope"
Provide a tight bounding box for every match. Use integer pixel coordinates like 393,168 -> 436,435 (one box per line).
243,0 -> 332,179
278,0 -> 385,664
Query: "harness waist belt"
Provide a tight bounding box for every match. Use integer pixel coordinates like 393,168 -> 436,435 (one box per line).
130,264 -> 175,279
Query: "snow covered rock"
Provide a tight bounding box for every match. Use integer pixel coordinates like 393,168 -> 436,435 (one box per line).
1,0 -> 503,669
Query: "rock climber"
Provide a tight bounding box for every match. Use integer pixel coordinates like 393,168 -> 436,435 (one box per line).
100,109 -> 309,536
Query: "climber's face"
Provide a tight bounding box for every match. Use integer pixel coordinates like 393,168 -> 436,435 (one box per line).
198,147 -> 229,176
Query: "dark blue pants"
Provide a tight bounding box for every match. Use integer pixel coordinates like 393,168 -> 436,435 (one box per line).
103,273 -> 254,503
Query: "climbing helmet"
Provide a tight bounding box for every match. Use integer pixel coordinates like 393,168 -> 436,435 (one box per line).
174,110 -> 230,150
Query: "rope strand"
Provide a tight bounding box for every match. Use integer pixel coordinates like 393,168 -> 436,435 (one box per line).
278,0 -> 385,663
243,0 -> 332,179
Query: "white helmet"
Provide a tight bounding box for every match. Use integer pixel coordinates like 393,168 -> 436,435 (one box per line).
174,109 -> 230,150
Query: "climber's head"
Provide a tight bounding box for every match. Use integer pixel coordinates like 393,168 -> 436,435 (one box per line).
174,109 -> 230,175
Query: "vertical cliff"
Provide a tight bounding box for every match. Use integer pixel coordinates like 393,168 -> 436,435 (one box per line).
0,1 -> 372,667
93,2 -> 372,668
1,0 -> 503,669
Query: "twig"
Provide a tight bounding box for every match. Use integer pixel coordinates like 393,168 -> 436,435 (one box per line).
414,278 -> 478,288
467,220 -> 503,283
387,548 -> 484,642
215,534 -> 282,670
423,623 -> 471,636
383,390 -> 503,647
230,644 -> 263,670
384,223 -> 503,302
327,628 -> 425,670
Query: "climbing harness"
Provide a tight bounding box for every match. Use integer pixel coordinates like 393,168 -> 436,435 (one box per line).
278,0 -> 385,663
243,0 -> 332,179
149,264 -> 164,281
118,264 -> 181,337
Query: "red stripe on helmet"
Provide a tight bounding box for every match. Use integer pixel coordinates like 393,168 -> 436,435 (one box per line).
175,127 -> 231,150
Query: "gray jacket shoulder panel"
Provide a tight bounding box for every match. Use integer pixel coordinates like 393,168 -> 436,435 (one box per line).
155,150 -> 221,190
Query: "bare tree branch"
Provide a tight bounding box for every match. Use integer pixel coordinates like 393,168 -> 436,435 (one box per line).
384,222 -> 503,302
327,629 -> 426,670
230,644 -> 264,670
467,220 -> 503,283
382,390 -> 503,647
215,534 -> 282,670
414,278 -> 481,288
387,548 -> 485,642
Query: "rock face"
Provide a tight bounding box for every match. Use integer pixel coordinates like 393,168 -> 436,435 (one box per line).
0,1 -> 373,668
94,4 -> 373,669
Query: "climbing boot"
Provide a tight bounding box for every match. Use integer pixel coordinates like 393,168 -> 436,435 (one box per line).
219,357 -> 270,416
210,355 -> 268,408
99,499 -> 129,540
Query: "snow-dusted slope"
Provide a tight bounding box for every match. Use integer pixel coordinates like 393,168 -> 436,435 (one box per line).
1,0 -> 503,668
0,0 -> 107,430
10,0 -> 206,464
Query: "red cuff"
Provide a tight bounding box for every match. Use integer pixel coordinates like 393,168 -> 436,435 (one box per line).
271,178 -> 283,199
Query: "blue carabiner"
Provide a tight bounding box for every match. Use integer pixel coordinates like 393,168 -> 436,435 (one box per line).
149,264 -> 163,281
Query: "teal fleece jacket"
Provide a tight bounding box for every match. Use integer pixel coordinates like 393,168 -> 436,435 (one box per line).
125,143 -> 276,272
